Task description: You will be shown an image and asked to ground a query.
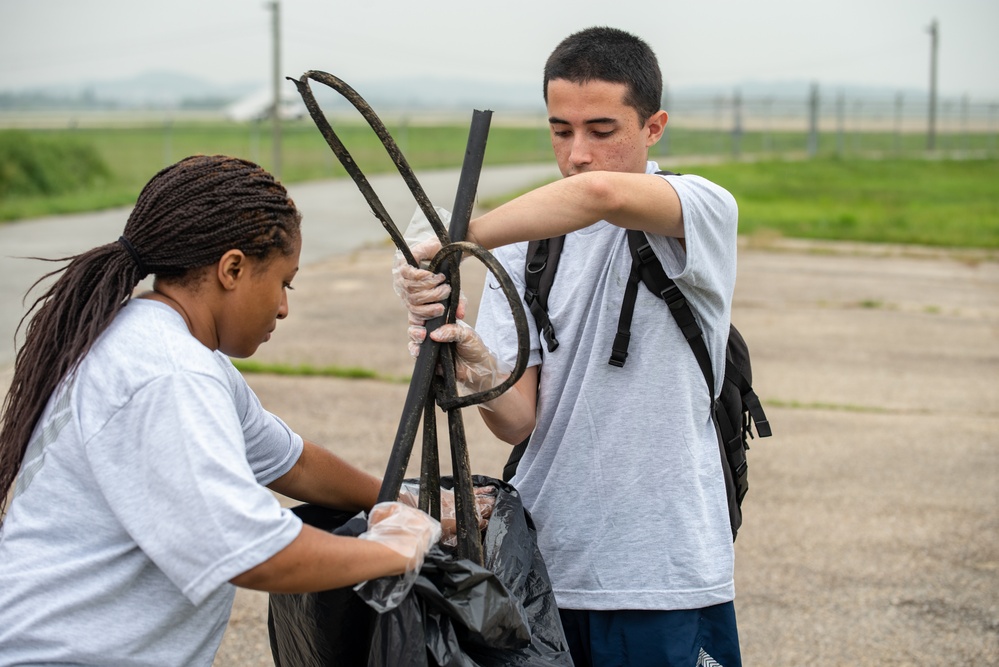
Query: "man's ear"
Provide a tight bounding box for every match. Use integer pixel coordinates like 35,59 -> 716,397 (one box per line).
646,110 -> 668,147
216,249 -> 247,291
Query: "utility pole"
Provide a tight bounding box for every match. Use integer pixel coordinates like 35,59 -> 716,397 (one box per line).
927,18 -> 939,151
268,0 -> 282,177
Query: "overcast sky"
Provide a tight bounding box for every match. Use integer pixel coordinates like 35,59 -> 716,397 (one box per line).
1,0 -> 997,100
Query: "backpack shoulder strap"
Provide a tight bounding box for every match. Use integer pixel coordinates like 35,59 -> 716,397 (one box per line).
524,235 -> 565,353
620,229 -> 716,397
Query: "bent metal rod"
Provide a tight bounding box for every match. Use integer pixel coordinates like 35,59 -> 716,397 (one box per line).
291,71 -> 529,564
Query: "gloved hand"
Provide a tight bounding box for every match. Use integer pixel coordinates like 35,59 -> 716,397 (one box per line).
393,206 -> 501,397
392,205 -> 468,323
358,501 -> 442,574
409,320 -> 512,398
399,483 -> 497,546
392,239 -> 467,322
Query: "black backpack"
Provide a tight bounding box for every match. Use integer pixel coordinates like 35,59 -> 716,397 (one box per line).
502,179 -> 771,540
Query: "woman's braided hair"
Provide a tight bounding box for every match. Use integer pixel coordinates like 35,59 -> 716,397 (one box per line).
0,155 -> 301,514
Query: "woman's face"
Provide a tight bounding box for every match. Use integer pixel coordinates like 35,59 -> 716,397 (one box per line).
218,234 -> 301,359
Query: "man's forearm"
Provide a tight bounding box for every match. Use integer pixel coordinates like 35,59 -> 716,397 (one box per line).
477,367 -> 539,445
468,171 -> 684,250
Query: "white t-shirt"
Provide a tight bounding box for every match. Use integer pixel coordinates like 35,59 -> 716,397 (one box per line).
0,299 -> 303,666
475,162 -> 739,611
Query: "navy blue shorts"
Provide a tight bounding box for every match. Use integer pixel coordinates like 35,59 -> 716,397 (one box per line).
558,603 -> 741,667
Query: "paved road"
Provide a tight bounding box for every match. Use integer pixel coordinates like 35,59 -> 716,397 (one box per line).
0,163 -> 560,367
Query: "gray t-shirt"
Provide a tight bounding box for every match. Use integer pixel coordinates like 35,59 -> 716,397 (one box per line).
0,299 -> 303,666
476,162 -> 738,611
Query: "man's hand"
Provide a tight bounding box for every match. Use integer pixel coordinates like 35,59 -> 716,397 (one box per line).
411,321 -> 510,395
392,239 -> 468,318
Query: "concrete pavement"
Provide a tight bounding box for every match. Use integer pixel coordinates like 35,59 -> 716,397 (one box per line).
212,239 -> 998,666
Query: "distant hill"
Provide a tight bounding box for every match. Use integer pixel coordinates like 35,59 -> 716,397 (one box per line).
0,70 -> 958,113
81,70 -> 259,106
0,71 -> 258,110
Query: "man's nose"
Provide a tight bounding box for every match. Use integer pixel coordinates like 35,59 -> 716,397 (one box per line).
569,135 -> 592,166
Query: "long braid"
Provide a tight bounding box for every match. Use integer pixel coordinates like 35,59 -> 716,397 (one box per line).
1,155 -> 300,515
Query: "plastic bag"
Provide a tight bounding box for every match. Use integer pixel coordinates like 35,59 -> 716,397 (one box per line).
268,476 -> 571,666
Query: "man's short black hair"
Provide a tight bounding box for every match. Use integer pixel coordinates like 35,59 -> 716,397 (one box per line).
543,26 -> 663,125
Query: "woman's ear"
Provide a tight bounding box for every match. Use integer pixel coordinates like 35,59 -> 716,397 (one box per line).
216,249 -> 247,291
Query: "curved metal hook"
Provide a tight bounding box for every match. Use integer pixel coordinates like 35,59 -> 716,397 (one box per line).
289,70 -> 450,266
427,241 -> 529,410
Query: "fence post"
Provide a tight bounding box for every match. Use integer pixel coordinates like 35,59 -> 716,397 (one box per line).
941,99 -> 952,152
961,94 -> 969,154
763,97 -> 774,153
893,92 -> 903,155
927,18 -> 939,151
732,89 -> 743,160
661,84 -> 671,156
991,103 -> 998,156
250,119 -> 261,165
807,83 -> 820,158
162,115 -> 173,166
852,99 -> 863,154
268,0 -> 283,178
714,95 -> 725,154
836,91 -> 846,157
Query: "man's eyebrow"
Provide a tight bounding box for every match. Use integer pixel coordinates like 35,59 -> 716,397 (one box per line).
548,116 -> 619,125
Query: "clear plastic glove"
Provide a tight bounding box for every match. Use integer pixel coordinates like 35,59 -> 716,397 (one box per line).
403,205 -> 449,250
358,501 -> 441,574
393,252 -> 467,322
399,483 -> 497,547
391,206 -> 466,322
354,501 -> 441,614
410,320 -> 512,399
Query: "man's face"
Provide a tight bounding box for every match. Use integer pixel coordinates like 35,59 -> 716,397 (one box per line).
546,78 -> 664,177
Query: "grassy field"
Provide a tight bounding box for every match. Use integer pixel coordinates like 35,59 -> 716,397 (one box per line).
1,122 -> 997,248
660,158 -> 999,249
0,121 -> 554,220
485,157 -> 999,249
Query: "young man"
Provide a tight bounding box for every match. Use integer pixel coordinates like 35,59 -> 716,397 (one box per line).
397,27 -> 741,666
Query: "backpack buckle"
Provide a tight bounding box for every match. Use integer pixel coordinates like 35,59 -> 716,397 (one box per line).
608,332 -> 630,367
660,283 -> 686,310
635,242 -> 657,266
542,325 -> 560,352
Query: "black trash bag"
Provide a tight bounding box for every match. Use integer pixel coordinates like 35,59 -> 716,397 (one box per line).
267,476 -> 572,666
267,506 -> 375,667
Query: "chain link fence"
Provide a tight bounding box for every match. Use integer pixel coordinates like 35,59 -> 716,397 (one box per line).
656,87 -> 999,161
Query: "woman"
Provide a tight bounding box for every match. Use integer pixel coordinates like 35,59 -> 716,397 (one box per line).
0,155 -> 439,665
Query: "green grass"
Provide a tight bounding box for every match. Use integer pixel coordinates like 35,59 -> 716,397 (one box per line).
2,121 -> 997,249
231,359 -> 409,383
764,399 -> 893,414
686,158 -> 999,248
484,156 -> 999,249
0,121 -> 554,220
